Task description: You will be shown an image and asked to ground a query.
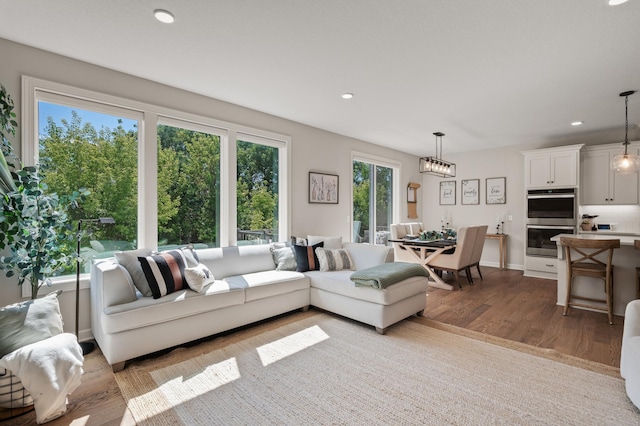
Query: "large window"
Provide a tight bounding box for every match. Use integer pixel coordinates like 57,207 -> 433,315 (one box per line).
352,153 -> 399,245
236,137 -> 281,245
23,77 -> 290,288
37,98 -> 141,274
157,119 -> 222,248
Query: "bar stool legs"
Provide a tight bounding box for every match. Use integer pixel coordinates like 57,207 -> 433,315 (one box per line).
560,237 -> 620,325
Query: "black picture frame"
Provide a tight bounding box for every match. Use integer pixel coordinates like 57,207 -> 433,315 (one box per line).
309,172 -> 339,204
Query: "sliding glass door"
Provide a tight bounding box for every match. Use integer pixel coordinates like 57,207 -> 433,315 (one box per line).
353,157 -> 396,245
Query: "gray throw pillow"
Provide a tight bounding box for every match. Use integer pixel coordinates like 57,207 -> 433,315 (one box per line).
0,291 -> 64,358
271,246 -> 297,271
115,248 -> 153,296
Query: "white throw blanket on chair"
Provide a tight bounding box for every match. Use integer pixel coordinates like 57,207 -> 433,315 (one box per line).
0,333 -> 83,424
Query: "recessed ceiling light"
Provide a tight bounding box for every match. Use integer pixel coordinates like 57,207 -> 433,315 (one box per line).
571,121 -> 584,126
608,0 -> 629,5
154,9 -> 175,23
341,93 -> 354,100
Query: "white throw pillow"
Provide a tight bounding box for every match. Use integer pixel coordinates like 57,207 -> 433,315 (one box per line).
315,248 -> 354,271
184,263 -> 215,293
307,235 -> 342,250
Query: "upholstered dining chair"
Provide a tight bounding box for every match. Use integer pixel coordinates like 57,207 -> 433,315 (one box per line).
560,237 -> 620,325
426,226 -> 478,288
466,225 -> 489,283
390,222 -> 424,263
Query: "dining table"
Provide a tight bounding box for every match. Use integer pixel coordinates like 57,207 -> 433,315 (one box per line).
389,238 -> 457,291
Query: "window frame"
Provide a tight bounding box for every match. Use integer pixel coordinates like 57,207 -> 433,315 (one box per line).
351,150 -> 401,244
21,76 -> 290,294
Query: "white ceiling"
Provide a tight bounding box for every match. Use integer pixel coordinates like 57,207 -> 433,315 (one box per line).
1,0 -> 639,156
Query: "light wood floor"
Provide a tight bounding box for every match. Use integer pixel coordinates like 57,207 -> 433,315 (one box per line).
2,267 -> 625,425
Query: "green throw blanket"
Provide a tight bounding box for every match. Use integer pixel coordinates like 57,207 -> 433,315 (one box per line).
350,262 -> 428,289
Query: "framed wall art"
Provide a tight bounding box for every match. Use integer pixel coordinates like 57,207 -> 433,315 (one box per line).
439,181 -> 456,205
461,179 -> 480,205
309,172 -> 339,204
486,177 -> 506,204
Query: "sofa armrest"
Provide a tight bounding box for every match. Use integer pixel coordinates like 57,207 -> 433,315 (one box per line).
622,299 -> 640,378
91,260 -> 138,308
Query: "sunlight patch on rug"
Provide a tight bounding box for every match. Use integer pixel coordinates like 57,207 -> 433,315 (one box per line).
256,325 -> 329,366
150,356 -> 240,405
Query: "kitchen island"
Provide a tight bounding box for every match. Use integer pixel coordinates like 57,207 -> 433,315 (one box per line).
552,233 -> 639,317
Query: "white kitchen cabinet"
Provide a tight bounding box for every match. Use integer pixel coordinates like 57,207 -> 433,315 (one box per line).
581,144 -> 639,205
523,144 -> 583,189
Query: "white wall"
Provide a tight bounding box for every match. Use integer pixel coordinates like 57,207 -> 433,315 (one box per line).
0,38 -> 422,336
421,145 -> 529,270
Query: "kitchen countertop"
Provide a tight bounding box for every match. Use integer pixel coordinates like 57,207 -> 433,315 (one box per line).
578,230 -> 640,237
552,233 -> 640,246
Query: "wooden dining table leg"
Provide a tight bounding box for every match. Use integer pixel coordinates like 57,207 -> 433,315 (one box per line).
401,244 -> 454,291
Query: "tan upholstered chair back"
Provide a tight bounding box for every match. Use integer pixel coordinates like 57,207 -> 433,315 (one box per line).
390,222 -> 423,240
469,225 -> 489,265
426,226 -> 478,270
390,222 -> 423,263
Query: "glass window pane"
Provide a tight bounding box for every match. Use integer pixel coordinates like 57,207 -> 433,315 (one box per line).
375,165 -> 393,245
353,161 -> 371,243
38,101 -> 139,273
353,160 -> 394,245
157,124 -> 221,249
237,140 -> 279,245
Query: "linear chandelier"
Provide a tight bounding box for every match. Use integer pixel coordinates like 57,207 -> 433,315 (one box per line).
419,132 -> 456,177
611,90 -> 640,174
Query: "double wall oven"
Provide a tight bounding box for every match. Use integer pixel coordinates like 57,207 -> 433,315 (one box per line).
526,188 -> 577,257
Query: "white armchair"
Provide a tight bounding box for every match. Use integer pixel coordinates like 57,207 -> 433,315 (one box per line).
621,299 -> 640,409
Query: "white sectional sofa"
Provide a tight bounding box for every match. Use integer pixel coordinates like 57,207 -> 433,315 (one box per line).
91,242 -> 429,372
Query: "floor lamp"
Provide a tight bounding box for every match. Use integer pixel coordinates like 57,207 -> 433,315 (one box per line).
76,217 -> 115,355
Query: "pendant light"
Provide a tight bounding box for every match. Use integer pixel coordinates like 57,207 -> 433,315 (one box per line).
611,90 -> 640,174
419,132 -> 456,178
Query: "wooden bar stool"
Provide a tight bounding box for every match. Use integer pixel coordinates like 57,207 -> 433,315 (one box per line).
560,237 -> 620,325
635,240 -> 640,299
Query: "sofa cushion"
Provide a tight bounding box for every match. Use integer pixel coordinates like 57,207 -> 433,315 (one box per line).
184,263 -> 215,293
196,245 -> 277,280
306,270 -> 428,305
307,235 -> 342,250
270,246 -> 297,271
115,248 -> 154,297
101,280 -> 246,334
224,270 -> 309,303
342,243 -> 393,270
293,242 -> 324,272
138,250 -> 191,299
316,248 -> 354,271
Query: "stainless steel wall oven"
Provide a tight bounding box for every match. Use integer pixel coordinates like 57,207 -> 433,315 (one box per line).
527,188 -> 577,226
527,188 -> 577,257
526,225 -> 576,257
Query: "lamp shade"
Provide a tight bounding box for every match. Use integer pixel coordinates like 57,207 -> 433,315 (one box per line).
612,90 -> 639,174
611,153 -> 640,174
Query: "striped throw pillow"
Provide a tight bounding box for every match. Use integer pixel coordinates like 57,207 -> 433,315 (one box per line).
315,248 -> 354,272
138,250 -> 189,299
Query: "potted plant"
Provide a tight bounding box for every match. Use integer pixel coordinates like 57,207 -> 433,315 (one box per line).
0,84 -> 87,299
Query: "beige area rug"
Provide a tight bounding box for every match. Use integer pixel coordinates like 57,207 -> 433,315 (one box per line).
115,311 -> 639,425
